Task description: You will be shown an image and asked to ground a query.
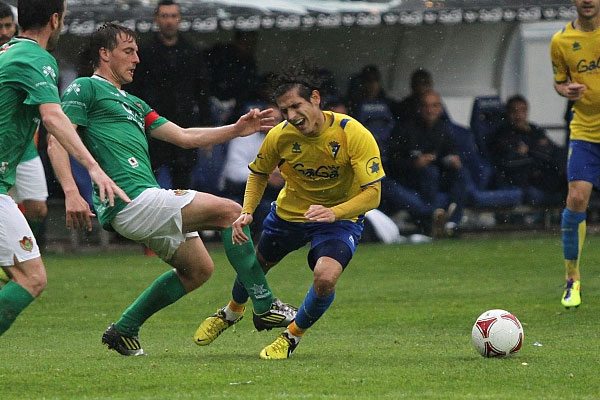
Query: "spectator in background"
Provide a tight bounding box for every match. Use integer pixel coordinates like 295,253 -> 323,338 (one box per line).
205,30 -> 259,108
395,68 -> 434,123
348,65 -> 397,159
220,104 -> 284,240
489,95 -> 566,198
387,90 -> 467,237
128,0 -> 211,190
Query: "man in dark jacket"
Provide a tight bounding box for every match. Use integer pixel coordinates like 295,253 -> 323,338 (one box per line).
386,90 -> 467,237
128,0 -> 211,190
490,94 -> 566,195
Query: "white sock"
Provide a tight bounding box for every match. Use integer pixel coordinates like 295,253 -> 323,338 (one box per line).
223,304 -> 244,321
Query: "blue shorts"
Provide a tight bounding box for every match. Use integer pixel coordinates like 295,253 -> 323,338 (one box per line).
568,140 -> 600,187
257,204 -> 364,269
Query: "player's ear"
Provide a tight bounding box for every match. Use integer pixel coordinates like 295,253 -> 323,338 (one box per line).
99,47 -> 110,63
310,90 -> 321,106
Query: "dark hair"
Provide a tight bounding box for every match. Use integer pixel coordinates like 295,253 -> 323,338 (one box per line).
410,68 -> 433,92
506,94 -> 528,110
17,0 -> 64,31
360,65 -> 381,83
154,0 -> 178,15
271,60 -> 322,103
0,1 -> 14,20
89,22 -> 138,69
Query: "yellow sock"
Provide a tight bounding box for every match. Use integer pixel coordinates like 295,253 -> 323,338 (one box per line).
228,300 -> 246,313
287,321 -> 305,338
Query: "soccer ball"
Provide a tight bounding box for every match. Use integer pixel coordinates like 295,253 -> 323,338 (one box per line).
471,309 -> 524,358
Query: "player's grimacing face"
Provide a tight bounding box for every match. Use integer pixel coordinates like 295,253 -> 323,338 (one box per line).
574,0 -> 600,19
0,16 -> 16,46
107,34 -> 140,85
277,87 -> 324,136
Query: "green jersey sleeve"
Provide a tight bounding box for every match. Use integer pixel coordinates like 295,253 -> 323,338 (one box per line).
137,97 -> 168,131
61,78 -> 92,127
19,54 -> 60,106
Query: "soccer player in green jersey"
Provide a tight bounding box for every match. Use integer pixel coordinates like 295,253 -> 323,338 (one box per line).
195,63 -> 386,359
550,0 -> 600,309
0,0 -> 129,337
0,1 -> 49,286
49,23 -> 295,356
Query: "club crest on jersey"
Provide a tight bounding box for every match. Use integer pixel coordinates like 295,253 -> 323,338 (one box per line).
329,141 -> 340,159
65,83 -> 81,95
366,156 -> 381,176
42,65 -> 56,79
173,189 -> 188,196
0,161 -> 8,174
292,142 -> 302,153
572,41 -> 582,52
19,236 -> 34,252
128,157 -> 139,168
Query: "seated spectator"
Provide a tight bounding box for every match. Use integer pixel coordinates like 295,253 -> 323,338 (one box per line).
387,90 -> 468,237
489,95 -> 566,203
395,68 -> 434,123
220,104 -> 284,239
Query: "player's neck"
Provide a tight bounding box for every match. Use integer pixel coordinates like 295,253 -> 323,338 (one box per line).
158,32 -> 178,47
93,70 -> 121,89
575,15 -> 600,32
19,30 -> 49,50
312,111 -> 328,136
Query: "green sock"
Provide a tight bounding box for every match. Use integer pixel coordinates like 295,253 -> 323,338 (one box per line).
0,281 -> 35,336
222,226 -> 274,313
115,270 -> 186,337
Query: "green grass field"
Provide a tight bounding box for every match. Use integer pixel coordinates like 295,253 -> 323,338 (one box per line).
2,234 -> 600,399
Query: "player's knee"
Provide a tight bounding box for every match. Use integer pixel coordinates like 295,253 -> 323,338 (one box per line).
216,199 -> 242,228
23,201 -> 48,221
313,272 -> 337,296
23,270 -> 47,297
567,191 -> 588,211
188,260 -> 214,288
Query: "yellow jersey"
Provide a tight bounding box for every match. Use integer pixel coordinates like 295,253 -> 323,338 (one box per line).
248,111 -> 385,222
551,21 -> 600,142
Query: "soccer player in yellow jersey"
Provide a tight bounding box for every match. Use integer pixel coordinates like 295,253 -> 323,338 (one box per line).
550,0 -> 600,308
195,64 -> 386,359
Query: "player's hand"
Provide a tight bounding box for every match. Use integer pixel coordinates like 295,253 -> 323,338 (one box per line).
304,205 -> 336,223
65,191 -> 96,231
87,164 -> 131,207
565,83 -> 586,100
232,213 -> 254,244
235,108 -> 276,137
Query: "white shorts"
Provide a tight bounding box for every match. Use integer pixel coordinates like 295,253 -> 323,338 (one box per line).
111,188 -> 199,261
0,194 -> 41,266
10,156 -> 49,203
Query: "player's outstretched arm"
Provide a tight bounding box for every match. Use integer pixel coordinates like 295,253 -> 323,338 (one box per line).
47,135 -> 96,231
150,108 -> 275,149
40,103 -> 131,208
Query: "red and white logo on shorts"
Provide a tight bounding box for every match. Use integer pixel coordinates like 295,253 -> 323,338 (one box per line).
19,236 -> 34,252
173,189 -> 188,196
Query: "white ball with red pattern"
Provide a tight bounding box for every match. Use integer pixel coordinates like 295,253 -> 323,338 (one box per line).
472,309 -> 524,358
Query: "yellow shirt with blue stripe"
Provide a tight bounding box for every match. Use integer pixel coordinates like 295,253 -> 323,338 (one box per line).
245,111 -> 385,222
551,21 -> 600,142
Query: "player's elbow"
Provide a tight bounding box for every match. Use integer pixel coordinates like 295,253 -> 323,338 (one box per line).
173,128 -> 195,149
41,107 -> 63,134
